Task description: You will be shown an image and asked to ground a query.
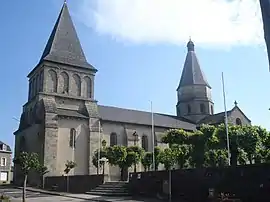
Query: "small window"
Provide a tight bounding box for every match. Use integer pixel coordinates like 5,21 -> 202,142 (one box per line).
1,158 -> 6,166
69,128 -> 76,148
187,104 -> 191,114
142,135 -> 148,151
236,118 -> 242,126
2,145 -> 6,151
211,105 -> 214,115
110,133 -> 117,146
200,104 -> 205,113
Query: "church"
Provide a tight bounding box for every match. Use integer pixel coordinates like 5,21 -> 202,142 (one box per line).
13,2 -> 251,184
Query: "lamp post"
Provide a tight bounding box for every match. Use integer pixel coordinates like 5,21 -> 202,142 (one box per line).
133,131 -> 138,146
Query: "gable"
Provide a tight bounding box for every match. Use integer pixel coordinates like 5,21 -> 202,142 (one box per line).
228,106 -> 251,126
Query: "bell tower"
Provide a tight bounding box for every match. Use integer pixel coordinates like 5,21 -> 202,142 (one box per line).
176,40 -> 214,123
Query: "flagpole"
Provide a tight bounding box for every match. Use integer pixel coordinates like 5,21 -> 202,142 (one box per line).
151,101 -> 155,171
222,72 -> 231,166
98,120 -> 101,174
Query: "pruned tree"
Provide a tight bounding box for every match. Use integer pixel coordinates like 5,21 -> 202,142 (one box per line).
13,152 -> 41,202
126,146 -> 144,172
37,165 -> 49,189
92,148 -> 107,174
141,152 -> 153,171
171,144 -> 190,169
159,148 -> 176,170
106,145 -> 128,181
64,160 -> 77,193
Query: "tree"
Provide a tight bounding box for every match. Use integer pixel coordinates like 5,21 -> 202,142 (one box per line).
154,146 -> 162,170
162,129 -> 190,146
189,130 -> 206,168
92,149 -> 107,174
141,152 -> 153,171
239,126 -> 260,164
13,152 -> 41,202
106,145 -> 128,181
126,146 -> 144,172
64,160 -> 77,193
37,165 -> 49,189
159,148 -> 176,170
171,144 -> 190,169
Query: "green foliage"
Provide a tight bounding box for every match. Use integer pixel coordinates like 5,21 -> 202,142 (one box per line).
92,149 -> 107,169
171,144 -> 190,168
141,152 -> 153,171
106,145 -> 127,168
154,146 -> 162,170
13,152 -> 40,175
64,160 -> 77,174
160,124 -> 270,169
0,194 -> 10,202
37,165 -> 49,176
159,148 -> 176,170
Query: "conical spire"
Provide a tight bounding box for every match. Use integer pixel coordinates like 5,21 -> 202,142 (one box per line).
40,2 -> 95,70
177,40 -> 210,90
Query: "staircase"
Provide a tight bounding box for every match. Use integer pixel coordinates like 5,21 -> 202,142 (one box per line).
86,181 -> 130,196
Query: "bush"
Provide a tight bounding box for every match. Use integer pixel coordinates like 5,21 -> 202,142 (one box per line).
0,194 -> 10,202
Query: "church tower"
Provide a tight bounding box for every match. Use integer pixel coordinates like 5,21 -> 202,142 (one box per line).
176,40 -> 214,123
14,2 -> 101,184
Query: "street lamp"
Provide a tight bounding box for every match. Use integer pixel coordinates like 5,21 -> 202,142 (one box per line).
133,131 -> 138,146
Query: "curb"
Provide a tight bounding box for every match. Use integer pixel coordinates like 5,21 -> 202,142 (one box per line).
17,187 -> 114,202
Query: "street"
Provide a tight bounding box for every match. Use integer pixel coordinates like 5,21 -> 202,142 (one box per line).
0,187 -> 92,202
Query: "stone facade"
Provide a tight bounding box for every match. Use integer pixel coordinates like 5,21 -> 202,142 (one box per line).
0,142 -> 12,184
13,3 -> 252,184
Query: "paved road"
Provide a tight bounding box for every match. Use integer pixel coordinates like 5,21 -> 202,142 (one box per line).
0,188 -> 92,202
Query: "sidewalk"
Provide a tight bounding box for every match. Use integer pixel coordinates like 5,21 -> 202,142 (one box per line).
19,187 -> 144,202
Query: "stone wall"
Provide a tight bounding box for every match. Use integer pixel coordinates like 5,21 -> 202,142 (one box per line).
44,174 -> 104,193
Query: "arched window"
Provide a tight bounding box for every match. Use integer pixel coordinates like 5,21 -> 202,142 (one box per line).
200,104 -> 205,113
48,69 -> 57,93
83,76 -> 92,98
72,74 -> 81,96
236,118 -> 242,126
142,135 -> 148,151
69,128 -> 76,148
211,105 -> 214,115
187,104 -> 191,114
60,72 -> 69,94
110,132 -> 117,146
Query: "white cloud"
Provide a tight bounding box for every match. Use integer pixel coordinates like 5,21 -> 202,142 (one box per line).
78,0 -> 264,48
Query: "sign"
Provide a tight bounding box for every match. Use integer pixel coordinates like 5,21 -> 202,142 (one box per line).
0,172 -> 8,181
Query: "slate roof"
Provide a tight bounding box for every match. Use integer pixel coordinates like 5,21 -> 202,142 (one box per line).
40,2 -> 96,71
98,105 -> 196,131
199,110 -> 232,125
177,40 -> 210,90
0,141 -> 12,152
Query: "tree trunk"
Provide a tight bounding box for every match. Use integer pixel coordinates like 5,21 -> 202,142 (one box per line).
23,175 -> 27,202
120,168 -> 124,181
248,155 -> 253,164
42,175 -> 45,189
134,164 -> 137,173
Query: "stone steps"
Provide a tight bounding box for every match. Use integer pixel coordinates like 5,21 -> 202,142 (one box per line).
86,181 -> 131,197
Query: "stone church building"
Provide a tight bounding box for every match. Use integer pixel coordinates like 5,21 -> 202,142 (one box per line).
13,3 -> 251,184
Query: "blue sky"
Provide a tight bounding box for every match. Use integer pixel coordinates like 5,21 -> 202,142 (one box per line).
1,0 -> 270,153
